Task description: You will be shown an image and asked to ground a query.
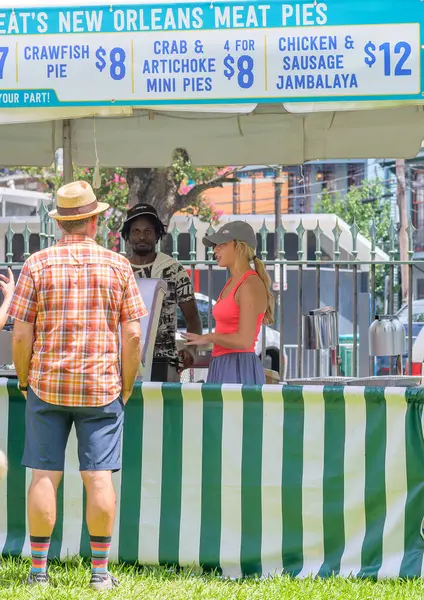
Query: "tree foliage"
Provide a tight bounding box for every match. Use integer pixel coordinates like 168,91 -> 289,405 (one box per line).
16,165 -> 129,251
314,180 -> 392,247
126,149 -> 234,224
11,150 -> 234,249
314,180 -> 393,302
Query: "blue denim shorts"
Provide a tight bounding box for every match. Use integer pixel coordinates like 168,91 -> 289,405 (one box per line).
22,387 -> 124,472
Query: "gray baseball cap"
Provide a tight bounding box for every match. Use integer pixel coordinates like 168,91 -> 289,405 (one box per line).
202,221 -> 257,249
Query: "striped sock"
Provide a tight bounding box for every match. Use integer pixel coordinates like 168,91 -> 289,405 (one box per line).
90,535 -> 112,576
30,535 -> 51,575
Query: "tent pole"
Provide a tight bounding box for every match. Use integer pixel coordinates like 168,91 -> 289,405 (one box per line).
53,119 -> 73,242
62,119 -> 73,184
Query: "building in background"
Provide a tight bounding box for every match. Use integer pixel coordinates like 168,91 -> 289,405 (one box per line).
394,148 -> 424,299
406,149 -> 424,255
0,184 -> 51,218
202,159 -> 384,216
369,149 -> 424,301
0,170 -> 45,194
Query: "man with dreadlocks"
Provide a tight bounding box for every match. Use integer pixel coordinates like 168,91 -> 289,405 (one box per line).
122,204 -> 202,382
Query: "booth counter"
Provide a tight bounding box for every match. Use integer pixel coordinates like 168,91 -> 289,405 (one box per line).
1,379 -> 424,579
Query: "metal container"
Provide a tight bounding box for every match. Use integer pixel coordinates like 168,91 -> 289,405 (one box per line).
368,315 -> 405,357
303,307 -> 338,351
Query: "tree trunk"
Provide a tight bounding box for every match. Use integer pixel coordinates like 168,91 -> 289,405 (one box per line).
396,159 -> 409,303
126,167 -> 183,226
126,150 -> 234,228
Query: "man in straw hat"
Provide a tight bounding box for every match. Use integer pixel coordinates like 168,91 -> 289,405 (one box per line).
9,181 -> 146,591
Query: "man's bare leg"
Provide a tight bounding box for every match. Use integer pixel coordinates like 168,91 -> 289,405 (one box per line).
27,469 -> 62,584
81,470 -> 118,591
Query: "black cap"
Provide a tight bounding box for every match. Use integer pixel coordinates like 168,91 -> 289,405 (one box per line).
122,203 -> 161,228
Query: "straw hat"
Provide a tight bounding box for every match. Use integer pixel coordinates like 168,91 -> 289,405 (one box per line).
49,181 -> 109,221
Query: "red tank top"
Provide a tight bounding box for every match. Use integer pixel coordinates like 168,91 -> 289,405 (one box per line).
212,270 -> 265,357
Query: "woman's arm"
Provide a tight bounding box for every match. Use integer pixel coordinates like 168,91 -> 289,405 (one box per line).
0,269 -> 15,330
183,277 -> 265,350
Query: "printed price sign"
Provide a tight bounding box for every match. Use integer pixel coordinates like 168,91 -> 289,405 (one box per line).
0,1 -> 422,108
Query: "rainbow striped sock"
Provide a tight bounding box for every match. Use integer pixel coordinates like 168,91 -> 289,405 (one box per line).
90,536 -> 112,576
30,535 -> 51,575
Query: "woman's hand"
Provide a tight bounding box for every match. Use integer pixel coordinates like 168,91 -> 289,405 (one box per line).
0,268 -> 14,301
181,332 -> 213,346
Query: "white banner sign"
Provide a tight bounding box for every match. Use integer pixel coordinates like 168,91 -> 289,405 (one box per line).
0,2 -> 421,107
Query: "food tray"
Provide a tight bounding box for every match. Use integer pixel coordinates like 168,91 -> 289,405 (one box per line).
285,377 -> 354,386
346,376 -> 421,387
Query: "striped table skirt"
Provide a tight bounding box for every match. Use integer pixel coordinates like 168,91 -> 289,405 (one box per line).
1,379 -> 424,579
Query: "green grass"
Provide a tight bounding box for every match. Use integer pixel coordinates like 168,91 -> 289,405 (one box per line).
1,558 -> 424,599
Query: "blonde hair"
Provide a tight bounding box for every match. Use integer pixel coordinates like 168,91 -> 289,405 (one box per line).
235,241 -> 275,325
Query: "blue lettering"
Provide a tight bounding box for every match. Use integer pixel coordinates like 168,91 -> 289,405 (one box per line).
47,63 -> 67,78
282,57 -> 289,70
153,40 -> 188,54
183,76 -> 212,92
142,57 -> 215,74
282,54 -> 344,71
279,35 -> 337,52
147,77 -> 176,92
276,72 -> 358,90
23,45 -> 90,61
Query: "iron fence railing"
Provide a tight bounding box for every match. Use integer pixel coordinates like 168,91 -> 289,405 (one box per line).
0,202 -> 421,379
413,227 -> 424,253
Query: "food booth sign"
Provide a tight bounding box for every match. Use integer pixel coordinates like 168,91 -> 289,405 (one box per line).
0,0 -> 421,107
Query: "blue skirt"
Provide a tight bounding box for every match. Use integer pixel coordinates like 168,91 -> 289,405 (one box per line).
206,352 -> 266,385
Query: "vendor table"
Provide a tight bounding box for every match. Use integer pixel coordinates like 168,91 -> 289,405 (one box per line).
1,379 -> 424,579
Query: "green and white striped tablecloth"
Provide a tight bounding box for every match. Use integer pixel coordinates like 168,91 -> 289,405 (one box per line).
1,379 -> 424,579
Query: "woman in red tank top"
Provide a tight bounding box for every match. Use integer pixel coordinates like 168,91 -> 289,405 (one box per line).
182,221 -> 274,384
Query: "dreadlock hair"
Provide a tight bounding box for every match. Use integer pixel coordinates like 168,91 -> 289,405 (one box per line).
122,214 -> 167,243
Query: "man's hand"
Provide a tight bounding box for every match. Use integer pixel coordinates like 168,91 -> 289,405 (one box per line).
178,349 -> 195,373
18,382 -> 28,399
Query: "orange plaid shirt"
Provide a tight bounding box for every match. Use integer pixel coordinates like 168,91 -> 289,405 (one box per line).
9,235 -> 147,407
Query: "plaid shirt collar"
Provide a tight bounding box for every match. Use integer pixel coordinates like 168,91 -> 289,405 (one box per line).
57,234 -> 97,246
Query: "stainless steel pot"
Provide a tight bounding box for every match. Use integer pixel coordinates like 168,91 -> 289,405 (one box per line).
369,315 -> 405,357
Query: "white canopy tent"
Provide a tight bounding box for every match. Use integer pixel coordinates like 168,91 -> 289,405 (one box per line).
1,102 -> 424,168
1,0 -> 424,169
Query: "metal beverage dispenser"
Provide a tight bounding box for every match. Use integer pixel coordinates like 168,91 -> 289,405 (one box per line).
302,307 -> 340,376
368,315 -> 406,375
